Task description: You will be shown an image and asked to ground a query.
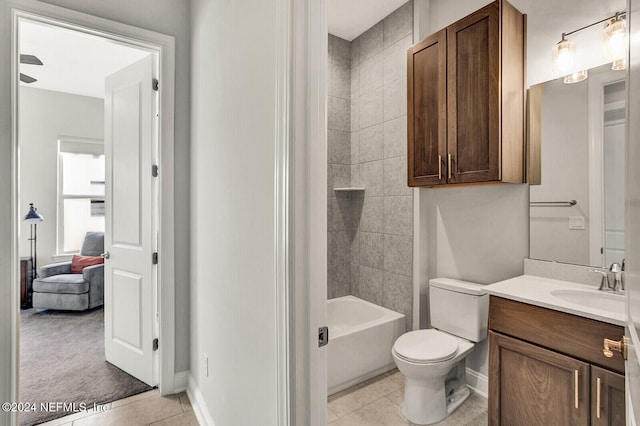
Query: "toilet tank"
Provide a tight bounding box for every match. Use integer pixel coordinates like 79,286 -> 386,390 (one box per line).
429,278 -> 489,342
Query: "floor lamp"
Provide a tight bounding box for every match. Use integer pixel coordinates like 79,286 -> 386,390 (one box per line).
24,203 -> 44,281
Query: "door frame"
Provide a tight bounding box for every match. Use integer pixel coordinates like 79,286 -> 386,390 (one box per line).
6,0 -> 177,409
288,0 -> 327,424
587,70 -> 625,267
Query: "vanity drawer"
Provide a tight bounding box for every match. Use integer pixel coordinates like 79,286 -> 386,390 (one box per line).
489,296 -> 625,374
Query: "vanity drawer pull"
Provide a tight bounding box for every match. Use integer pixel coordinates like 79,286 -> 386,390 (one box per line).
596,376 -> 601,419
574,369 -> 579,409
438,155 -> 442,180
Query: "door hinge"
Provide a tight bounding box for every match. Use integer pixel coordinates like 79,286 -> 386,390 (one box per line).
152,78 -> 159,91
152,165 -> 159,177
152,252 -> 158,264
153,338 -> 159,351
318,326 -> 329,348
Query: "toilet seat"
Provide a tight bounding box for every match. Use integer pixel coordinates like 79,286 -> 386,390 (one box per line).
393,329 -> 458,363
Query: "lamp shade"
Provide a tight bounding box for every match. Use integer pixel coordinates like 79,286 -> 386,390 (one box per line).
552,36 -> 574,74
564,70 -> 588,84
24,203 -> 44,224
604,15 -> 626,64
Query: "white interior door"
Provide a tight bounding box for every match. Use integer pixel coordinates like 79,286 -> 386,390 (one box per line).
104,55 -> 157,386
626,0 -> 640,422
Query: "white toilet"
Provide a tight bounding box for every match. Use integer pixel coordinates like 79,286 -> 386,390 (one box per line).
392,278 -> 489,425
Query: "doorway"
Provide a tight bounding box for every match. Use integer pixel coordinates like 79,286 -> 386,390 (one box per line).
587,66 -> 626,268
8,3 -> 178,424
17,15 -> 157,425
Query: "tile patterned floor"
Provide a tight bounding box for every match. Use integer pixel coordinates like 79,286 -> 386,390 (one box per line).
36,369 -> 486,426
37,389 -> 198,426
328,369 -> 488,426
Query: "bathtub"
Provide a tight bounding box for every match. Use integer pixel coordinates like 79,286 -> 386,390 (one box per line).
327,295 -> 406,395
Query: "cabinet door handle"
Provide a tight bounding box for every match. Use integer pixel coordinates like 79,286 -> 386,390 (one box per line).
574,369 -> 579,409
438,155 -> 442,180
596,376 -> 601,419
448,154 -> 452,180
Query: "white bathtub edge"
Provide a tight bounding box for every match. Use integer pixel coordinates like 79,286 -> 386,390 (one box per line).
328,363 -> 397,396
465,368 -> 488,398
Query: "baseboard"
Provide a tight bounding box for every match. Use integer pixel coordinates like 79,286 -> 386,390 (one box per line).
187,375 -> 216,426
173,370 -> 189,392
466,368 -> 488,398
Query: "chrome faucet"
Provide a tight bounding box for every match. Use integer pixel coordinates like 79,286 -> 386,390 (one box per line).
609,262 -> 624,292
590,269 -> 609,291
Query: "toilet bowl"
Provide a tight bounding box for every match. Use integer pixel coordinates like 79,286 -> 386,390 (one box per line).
392,278 -> 488,425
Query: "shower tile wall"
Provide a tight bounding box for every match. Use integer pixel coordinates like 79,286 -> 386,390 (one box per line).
328,34 -> 355,299
351,1 -> 414,331
327,1 -> 414,331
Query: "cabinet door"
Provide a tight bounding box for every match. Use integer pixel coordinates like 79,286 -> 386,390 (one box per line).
591,365 -> 625,426
407,29 -> 446,187
447,1 -> 500,183
489,331 -> 590,426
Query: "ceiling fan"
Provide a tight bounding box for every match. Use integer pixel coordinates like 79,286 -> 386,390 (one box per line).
20,54 -> 43,84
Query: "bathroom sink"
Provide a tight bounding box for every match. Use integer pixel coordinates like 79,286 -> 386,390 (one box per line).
550,289 -> 624,313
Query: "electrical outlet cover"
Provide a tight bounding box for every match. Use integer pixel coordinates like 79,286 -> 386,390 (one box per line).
568,216 -> 585,230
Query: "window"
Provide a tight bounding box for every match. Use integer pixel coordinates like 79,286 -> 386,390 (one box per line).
57,139 -> 105,255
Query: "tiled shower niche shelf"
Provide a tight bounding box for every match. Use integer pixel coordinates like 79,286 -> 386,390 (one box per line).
333,187 -> 365,192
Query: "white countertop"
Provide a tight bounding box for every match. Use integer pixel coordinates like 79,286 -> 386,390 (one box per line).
484,275 -> 625,326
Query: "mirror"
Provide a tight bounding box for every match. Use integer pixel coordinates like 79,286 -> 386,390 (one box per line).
529,63 -> 626,268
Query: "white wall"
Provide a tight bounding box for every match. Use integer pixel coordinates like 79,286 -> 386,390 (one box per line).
0,1 -> 191,421
529,79 -> 590,265
419,185 -> 529,376
190,0 -> 281,424
18,87 -> 104,266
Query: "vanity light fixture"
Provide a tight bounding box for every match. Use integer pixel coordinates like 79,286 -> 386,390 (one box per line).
552,34 -> 574,75
564,70 -> 588,84
553,11 -> 627,81
612,58 -> 626,71
604,13 -> 627,69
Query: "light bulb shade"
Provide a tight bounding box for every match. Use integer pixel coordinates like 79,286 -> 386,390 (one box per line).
24,203 -> 44,224
604,16 -> 627,62
612,58 -> 626,70
564,70 -> 588,84
553,38 -> 574,74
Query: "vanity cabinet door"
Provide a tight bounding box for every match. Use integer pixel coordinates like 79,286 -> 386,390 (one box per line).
591,366 -> 625,426
446,1 -> 500,184
489,331 -> 590,426
407,29 -> 447,187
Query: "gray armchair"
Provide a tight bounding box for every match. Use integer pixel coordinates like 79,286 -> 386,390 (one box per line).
32,232 -> 105,311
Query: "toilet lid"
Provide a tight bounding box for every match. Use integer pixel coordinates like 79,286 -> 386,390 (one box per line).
393,330 -> 458,363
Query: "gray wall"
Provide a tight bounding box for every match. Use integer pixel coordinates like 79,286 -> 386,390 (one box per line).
0,2 -> 191,415
327,1 -> 415,332
18,87 -> 104,266
327,34 -> 355,299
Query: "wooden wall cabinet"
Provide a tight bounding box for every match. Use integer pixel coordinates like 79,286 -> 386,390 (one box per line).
489,296 -> 626,426
407,0 -> 525,187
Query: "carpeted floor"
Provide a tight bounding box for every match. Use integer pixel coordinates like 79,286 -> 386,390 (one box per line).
20,307 -> 153,425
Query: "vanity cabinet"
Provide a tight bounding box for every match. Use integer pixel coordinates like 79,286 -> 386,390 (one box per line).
407,0 -> 525,187
591,366 -> 625,426
489,296 -> 625,426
